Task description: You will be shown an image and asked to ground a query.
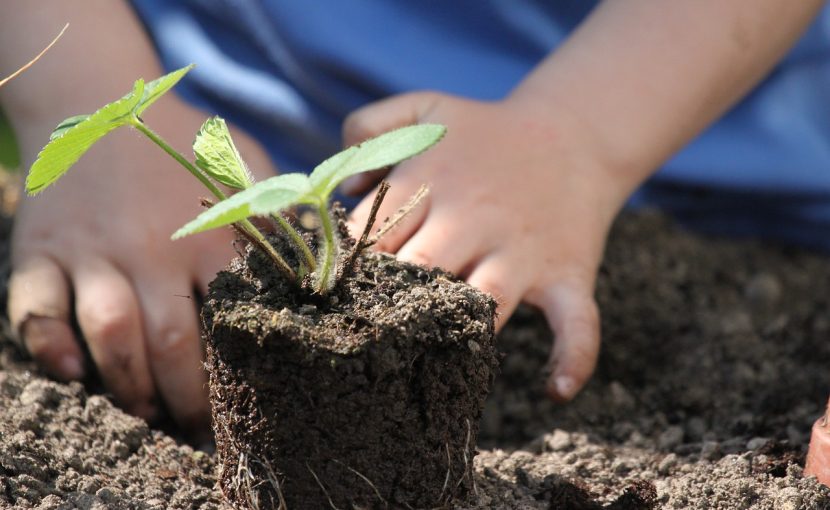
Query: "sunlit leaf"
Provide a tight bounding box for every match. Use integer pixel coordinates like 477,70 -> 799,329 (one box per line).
193,116 -> 253,190
135,64 -> 193,116
26,79 -> 145,195
309,124 -> 446,199
49,115 -> 91,141
172,173 -> 313,238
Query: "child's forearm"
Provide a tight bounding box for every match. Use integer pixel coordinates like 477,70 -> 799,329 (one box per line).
509,0 -> 824,200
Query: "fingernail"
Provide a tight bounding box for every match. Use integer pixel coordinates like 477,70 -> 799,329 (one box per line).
555,375 -> 577,400
59,355 -> 85,380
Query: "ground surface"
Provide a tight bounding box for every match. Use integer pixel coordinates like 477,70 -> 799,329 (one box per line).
0,209 -> 829,509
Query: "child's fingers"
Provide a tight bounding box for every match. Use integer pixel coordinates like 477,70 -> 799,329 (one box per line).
8,256 -> 84,380
465,254 -> 527,332
134,274 -> 209,434
348,175 -> 430,254
342,91 -> 442,147
526,278 -> 600,402
73,260 -> 158,420
396,213 -> 483,275
340,169 -> 389,196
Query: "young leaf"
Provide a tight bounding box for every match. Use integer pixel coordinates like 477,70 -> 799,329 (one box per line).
26,79 -> 145,195
309,124 -> 446,199
49,115 -> 91,141
135,64 -> 194,116
193,116 -> 253,190
172,173 -> 313,239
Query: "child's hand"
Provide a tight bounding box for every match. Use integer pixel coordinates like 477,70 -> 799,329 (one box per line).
344,92 -> 632,401
7,101 -> 277,436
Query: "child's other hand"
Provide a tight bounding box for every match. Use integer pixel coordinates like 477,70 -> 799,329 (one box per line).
7,103 -> 275,437
344,92 -> 632,401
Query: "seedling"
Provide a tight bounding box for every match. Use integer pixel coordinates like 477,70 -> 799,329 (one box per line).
26,65 -> 445,293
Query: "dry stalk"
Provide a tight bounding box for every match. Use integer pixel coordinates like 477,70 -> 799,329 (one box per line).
0,24 -> 68,88
340,180 -> 390,279
367,184 -> 429,246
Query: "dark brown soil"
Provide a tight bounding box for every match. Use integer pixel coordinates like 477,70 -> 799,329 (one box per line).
203,245 -> 498,509
0,209 -> 829,509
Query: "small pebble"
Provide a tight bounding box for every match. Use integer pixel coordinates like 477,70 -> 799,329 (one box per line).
700,441 -> 720,460
746,437 -> 769,451
658,425 -> 685,450
744,272 -> 782,307
546,429 -> 573,451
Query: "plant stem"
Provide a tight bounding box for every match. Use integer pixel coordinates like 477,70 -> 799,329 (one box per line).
315,200 -> 337,293
131,118 -> 227,201
132,118 -> 296,280
271,213 -> 317,273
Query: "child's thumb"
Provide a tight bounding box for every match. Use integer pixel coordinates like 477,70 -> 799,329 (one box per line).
342,91 -> 442,148
526,279 -> 601,402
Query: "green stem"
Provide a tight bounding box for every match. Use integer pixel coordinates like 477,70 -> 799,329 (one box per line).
132,118 -> 296,280
271,213 -> 316,273
131,118 -> 227,201
315,201 -> 337,293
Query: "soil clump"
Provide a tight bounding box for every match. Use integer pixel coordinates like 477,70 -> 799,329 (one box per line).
204,245 -> 498,508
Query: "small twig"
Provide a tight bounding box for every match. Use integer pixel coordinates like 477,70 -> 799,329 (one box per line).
368,184 -> 429,247
340,181 -> 390,279
0,23 -> 68,88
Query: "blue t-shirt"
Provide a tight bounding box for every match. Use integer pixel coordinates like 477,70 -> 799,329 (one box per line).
130,0 -> 830,251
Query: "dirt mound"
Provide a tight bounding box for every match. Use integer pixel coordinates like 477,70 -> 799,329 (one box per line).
1,210 -> 829,509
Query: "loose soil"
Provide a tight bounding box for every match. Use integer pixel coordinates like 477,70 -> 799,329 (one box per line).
0,209 -> 829,509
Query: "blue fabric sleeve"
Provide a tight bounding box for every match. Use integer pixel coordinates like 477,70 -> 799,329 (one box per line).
130,0 -> 830,251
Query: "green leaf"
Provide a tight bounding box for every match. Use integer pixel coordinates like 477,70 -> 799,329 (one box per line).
49,115 -> 91,141
172,173 -> 313,239
26,80 -> 145,195
309,124 -> 446,199
135,64 -> 193,116
193,116 -> 253,190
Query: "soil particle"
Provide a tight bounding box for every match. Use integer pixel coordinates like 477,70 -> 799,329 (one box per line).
0,210 -> 828,508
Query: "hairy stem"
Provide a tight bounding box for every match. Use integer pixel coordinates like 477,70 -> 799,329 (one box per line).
271,213 -> 316,273
134,119 -> 296,280
314,200 -> 337,293
132,118 -> 227,201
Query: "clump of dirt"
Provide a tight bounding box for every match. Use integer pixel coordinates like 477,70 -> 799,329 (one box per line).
0,210 -> 828,509
204,245 -> 499,509
0,371 -> 226,510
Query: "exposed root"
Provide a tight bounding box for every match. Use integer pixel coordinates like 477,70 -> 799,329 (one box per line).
250,457 -> 288,510
219,420 -> 286,510
368,184 -> 429,246
457,419 -> 476,496
439,442 -> 452,503
307,463 -> 341,510
332,459 -> 388,508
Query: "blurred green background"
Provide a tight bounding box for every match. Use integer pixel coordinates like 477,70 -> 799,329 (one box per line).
0,105 -> 20,171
